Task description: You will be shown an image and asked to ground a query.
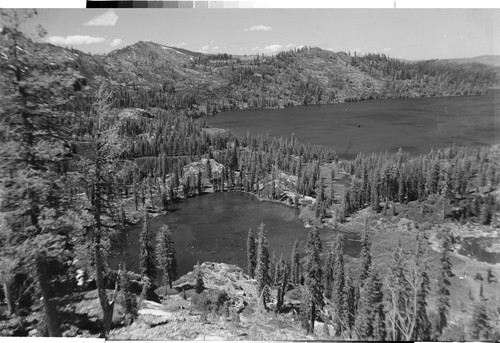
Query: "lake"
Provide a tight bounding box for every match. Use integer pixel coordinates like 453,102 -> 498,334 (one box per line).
113,192 -> 361,277
207,92 -> 499,159
458,237 -> 500,264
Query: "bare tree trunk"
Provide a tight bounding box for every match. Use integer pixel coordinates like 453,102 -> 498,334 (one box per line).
3,280 -> 15,316
310,301 -> 316,333
35,256 -> 62,337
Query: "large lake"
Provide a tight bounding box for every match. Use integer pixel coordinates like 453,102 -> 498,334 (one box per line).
114,192 -> 360,277
208,92 -> 499,159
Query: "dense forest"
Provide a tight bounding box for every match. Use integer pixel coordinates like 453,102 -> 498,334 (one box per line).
0,10 -> 499,341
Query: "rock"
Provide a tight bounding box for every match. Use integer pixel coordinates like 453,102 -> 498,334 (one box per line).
174,281 -> 195,292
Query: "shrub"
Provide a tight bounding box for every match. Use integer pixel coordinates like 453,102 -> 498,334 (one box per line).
474,272 -> 483,281
191,289 -> 230,316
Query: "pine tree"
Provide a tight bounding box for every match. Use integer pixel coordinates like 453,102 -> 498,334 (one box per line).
344,276 -> 356,332
246,229 -> 257,278
255,223 -> 270,308
0,9 -> 88,336
139,210 -> 156,283
303,226 -> 324,333
195,268 -> 205,294
471,301 -> 491,340
333,234 -> 346,336
415,261 -> 431,341
435,244 -> 451,337
119,264 -> 138,325
156,224 -> 177,293
354,285 -> 372,338
324,252 -> 335,299
441,233 -> 453,277
359,223 -> 372,286
291,239 -> 300,285
78,80 -> 134,338
370,268 -> 386,341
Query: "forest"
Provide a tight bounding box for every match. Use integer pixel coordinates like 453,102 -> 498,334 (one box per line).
0,9 -> 499,341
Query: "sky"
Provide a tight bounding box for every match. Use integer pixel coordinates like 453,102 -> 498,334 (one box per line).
17,9 -> 500,60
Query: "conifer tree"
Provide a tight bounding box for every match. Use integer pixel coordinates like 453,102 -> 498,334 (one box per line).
119,264 -> 138,325
333,234 -> 346,336
415,258 -> 431,341
140,210 -> 156,283
0,9 -> 89,336
156,224 -> 177,293
435,234 -> 452,337
255,223 -> 270,308
195,268 -> 205,294
359,223 -> 372,286
344,276 -> 356,333
471,301 -> 491,341
78,80 -> 133,338
246,229 -> 257,278
369,268 -> 386,341
354,285 -> 372,338
303,226 -> 324,333
324,252 -> 335,299
291,239 -> 300,285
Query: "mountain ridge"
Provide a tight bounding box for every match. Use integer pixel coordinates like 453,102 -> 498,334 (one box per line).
27,30 -> 500,115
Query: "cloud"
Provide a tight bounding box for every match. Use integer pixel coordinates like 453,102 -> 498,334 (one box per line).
110,38 -> 122,47
84,9 -> 118,26
213,46 -> 219,50
383,47 -> 392,54
262,44 -> 283,53
177,42 -> 186,47
244,25 -> 272,32
47,35 -> 105,46
201,45 -> 209,51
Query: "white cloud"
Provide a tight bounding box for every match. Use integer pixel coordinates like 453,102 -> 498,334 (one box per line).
213,46 -> 219,50
262,44 -> 283,53
251,46 -> 260,52
201,45 -> 209,51
286,43 -> 295,49
177,42 -> 186,47
383,47 -> 392,54
244,25 -> 272,32
47,35 -> 105,46
84,9 -> 119,26
209,40 -> 214,44
110,38 -> 122,47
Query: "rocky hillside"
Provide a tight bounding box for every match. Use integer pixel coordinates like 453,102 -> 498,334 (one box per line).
6,27 -> 497,116
109,262 -> 327,341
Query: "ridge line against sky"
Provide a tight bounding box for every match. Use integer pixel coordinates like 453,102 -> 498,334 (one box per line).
9,8 -> 500,60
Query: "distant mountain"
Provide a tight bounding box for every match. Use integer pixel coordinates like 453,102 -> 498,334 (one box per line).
444,55 -> 500,68
12,28 -> 499,116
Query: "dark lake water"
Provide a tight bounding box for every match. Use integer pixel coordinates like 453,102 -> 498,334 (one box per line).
458,237 -> 500,264
208,92 -> 499,159
114,192 -> 361,277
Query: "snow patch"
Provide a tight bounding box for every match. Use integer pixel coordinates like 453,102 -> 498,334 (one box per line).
162,45 -> 185,56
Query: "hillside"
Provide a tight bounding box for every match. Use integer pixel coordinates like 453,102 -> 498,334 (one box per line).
445,55 -> 500,68
30,33 -> 498,116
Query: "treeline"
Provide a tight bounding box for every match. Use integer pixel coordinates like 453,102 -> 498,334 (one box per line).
246,224 -> 493,340
353,53 -> 498,97
335,146 -> 499,224
23,27 -> 499,116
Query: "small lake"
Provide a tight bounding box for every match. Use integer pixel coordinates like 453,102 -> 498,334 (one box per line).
458,237 -> 500,264
207,92 -> 499,159
113,192 -> 361,277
